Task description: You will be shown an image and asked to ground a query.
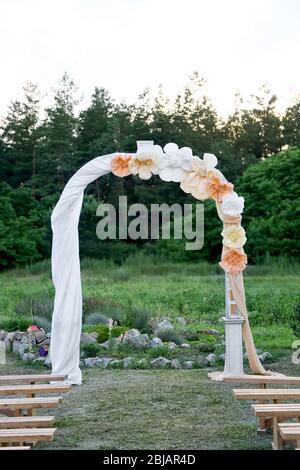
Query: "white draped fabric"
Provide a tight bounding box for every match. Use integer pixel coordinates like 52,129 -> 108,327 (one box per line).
50,153 -> 117,384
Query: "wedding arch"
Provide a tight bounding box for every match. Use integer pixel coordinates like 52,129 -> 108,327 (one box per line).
50,141 -> 268,385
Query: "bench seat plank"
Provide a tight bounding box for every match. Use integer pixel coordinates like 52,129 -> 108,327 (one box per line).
0,397 -> 62,410
0,428 -> 56,443
0,375 -> 66,385
223,375 -> 300,386
252,403 -> 300,417
279,423 -> 300,441
0,416 -> 55,429
0,446 -> 31,450
234,389 -> 300,400
0,384 -> 70,396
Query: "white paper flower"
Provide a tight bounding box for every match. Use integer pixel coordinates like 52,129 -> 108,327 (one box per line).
221,226 -> 247,249
221,192 -> 245,216
129,145 -> 163,180
180,153 -> 219,200
158,143 -> 194,182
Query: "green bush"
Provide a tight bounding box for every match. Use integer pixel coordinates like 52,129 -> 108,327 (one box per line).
15,297 -> 54,320
197,335 -> 217,353
84,312 -> 109,325
0,316 -> 32,332
80,342 -> 101,358
291,302 -> 300,338
155,328 -> 184,345
83,324 -> 127,343
125,308 -> 151,333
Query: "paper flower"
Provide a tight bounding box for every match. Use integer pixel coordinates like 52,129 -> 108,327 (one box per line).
221,226 -> 247,249
128,145 -> 163,180
158,143 -> 194,182
207,174 -> 234,201
219,248 -> 247,275
180,153 -> 218,200
221,192 -> 245,216
111,154 -> 132,177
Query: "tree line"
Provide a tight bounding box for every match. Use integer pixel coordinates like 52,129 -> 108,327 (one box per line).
0,72 -> 300,269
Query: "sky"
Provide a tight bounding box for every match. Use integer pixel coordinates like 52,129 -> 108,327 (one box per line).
1,0 -> 300,117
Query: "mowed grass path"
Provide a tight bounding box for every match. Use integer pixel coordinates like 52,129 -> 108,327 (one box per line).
0,356 -> 280,450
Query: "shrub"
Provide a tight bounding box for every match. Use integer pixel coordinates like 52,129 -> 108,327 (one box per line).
155,328 -> 184,345
15,297 -> 54,320
83,324 -> 127,343
291,302 -> 300,338
84,313 -> 109,325
82,297 -> 125,324
147,345 -> 172,359
125,308 -> 151,333
197,335 -> 217,353
80,342 -> 101,357
0,317 -> 32,332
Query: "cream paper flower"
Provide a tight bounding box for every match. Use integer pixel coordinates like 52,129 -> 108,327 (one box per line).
128,145 -> 163,180
159,143 -> 194,182
180,153 -> 219,200
221,226 -> 247,249
221,192 -> 245,216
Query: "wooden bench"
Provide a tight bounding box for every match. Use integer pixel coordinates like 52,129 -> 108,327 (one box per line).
0,374 -> 66,385
0,416 -> 55,429
0,397 -> 62,417
278,423 -> 300,450
252,403 -> 300,450
0,428 -> 56,446
0,383 -> 70,397
223,375 -> 300,388
234,388 -> 300,432
0,446 -> 31,450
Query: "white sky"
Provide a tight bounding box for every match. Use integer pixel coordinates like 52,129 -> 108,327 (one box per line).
1,0 -> 300,117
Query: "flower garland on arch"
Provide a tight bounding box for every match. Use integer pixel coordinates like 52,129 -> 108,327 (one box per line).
110,142 -> 247,275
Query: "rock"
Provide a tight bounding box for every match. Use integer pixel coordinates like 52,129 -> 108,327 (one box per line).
4,338 -> 11,352
46,333 -> 51,338
45,355 -> 52,368
183,360 -> 194,369
136,358 -> 148,368
84,357 -> 99,367
18,344 -> 29,357
176,317 -> 187,326
0,330 -> 7,340
171,359 -> 181,369
156,319 -> 174,331
167,342 -> 177,350
258,352 -> 272,363
196,356 -> 209,368
205,353 -> 216,366
180,343 -> 191,349
6,332 -> 15,342
14,331 -> 22,341
123,357 -> 133,368
109,359 -> 123,368
119,329 -> 149,349
39,338 -> 51,347
12,340 -> 21,354
150,337 -> 164,348
150,357 -> 171,368
97,357 -> 112,369
22,353 -> 36,362
33,330 -> 47,344
80,332 -> 97,344
201,329 -> 220,337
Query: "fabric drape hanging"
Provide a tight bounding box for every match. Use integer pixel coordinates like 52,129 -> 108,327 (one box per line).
50,154 -> 117,384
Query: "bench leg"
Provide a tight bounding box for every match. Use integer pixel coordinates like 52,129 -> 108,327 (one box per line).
272,417 -> 284,450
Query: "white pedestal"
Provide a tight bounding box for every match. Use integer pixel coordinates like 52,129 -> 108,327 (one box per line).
223,316 -> 244,376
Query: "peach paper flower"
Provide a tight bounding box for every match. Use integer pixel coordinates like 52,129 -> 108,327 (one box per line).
207,174 -> 234,201
219,248 -> 247,275
111,154 -> 132,177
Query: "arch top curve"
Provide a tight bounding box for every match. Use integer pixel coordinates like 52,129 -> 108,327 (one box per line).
50,140 -> 267,384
